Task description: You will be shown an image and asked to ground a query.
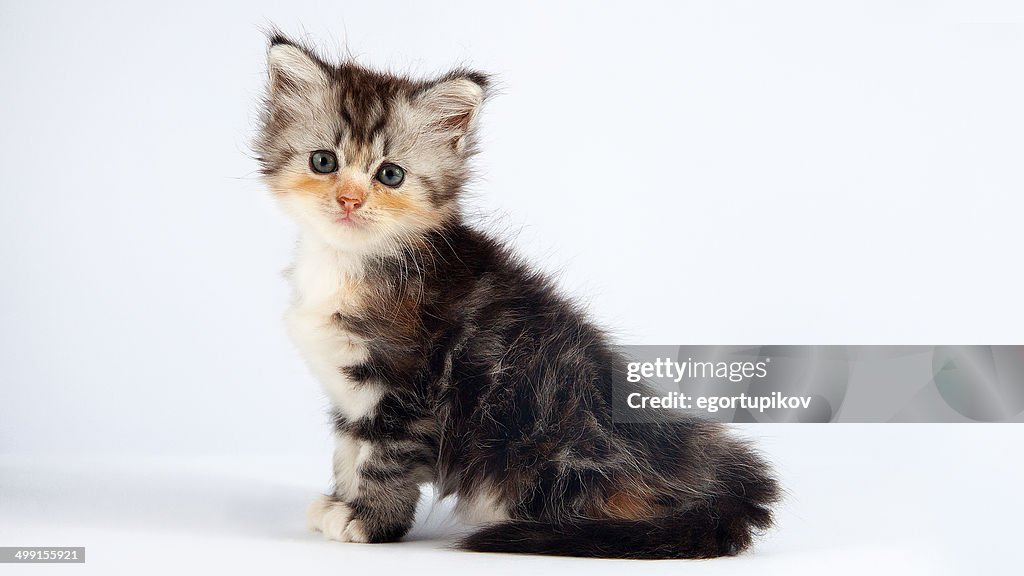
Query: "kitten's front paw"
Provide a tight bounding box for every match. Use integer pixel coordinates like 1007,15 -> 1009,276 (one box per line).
307,495 -> 368,543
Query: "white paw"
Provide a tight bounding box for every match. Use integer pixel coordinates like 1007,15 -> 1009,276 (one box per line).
307,495 -> 369,543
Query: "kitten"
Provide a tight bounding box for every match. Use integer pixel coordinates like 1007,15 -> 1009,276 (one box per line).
255,33 -> 780,559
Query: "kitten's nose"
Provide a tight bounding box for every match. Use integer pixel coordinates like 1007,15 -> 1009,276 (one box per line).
337,196 -> 363,212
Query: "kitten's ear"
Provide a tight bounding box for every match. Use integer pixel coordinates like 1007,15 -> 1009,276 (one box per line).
415,72 -> 489,154
266,36 -> 329,98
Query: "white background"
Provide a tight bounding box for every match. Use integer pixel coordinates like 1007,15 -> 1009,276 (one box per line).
1,1 -> 1023,574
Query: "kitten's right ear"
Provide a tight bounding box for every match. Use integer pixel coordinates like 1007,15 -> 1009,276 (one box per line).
266,35 -> 329,96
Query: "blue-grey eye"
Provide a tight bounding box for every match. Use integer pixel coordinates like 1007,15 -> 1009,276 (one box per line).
310,150 -> 338,174
375,163 -> 405,187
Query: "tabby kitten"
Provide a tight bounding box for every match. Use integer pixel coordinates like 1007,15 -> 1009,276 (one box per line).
256,34 -> 779,559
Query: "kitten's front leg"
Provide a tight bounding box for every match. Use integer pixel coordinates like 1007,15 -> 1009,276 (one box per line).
308,404 -> 435,543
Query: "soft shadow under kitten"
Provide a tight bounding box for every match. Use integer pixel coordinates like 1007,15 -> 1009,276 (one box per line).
255,34 -> 780,559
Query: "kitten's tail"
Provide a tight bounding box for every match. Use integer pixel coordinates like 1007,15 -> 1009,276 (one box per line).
458,454 -> 779,560
458,493 -> 774,559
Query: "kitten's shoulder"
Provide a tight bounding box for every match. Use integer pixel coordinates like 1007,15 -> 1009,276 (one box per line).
421,222 -> 509,273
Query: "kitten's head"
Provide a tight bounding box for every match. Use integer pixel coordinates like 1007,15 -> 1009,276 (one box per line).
256,34 -> 488,253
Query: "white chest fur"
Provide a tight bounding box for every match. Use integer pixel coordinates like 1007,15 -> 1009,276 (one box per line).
286,239 -> 383,421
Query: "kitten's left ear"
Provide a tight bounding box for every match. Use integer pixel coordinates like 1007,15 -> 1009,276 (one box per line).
266,35 -> 329,99
416,71 -> 489,154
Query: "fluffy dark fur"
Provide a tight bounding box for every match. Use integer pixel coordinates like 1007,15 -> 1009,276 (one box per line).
257,33 -> 780,559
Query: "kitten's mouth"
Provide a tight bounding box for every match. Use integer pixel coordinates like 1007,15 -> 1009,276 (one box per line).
332,212 -> 366,227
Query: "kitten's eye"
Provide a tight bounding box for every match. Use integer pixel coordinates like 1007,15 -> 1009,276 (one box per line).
309,150 -> 338,174
375,163 -> 405,187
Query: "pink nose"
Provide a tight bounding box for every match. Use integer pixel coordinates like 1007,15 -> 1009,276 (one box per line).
338,196 -> 362,212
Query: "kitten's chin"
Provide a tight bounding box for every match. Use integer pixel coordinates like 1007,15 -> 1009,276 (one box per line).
283,214 -> 367,253
279,198 -> 370,248
309,219 -> 376,250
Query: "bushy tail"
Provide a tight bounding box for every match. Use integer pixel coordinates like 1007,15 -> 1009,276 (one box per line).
459,493 -> 774,559
460,446 -> 779,560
